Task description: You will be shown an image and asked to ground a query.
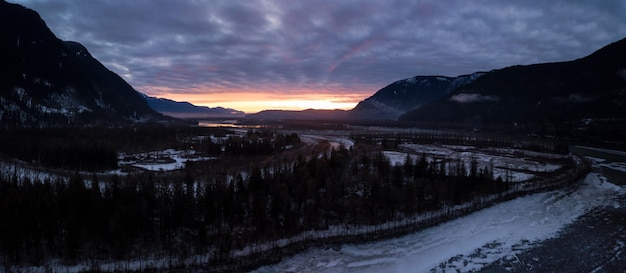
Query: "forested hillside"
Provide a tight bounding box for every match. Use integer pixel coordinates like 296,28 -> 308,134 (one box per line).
399,37 -> 626,145
0,129 -> 585,272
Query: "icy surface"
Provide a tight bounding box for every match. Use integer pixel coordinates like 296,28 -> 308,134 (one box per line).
300,134 -> 355,150
253,172 -> 624,273
599,161 -> 626,172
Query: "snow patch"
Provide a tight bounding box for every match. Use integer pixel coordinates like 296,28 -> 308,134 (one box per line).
400,77 -> 417,85
447,72 -> 485,91
44,87 -> 93,116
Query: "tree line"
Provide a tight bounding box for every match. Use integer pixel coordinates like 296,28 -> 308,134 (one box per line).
203,130 -> 301,157
0,126 -> 232,171
350,130 -> 570,153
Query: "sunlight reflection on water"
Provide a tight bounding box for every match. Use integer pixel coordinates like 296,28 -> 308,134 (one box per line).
197,120 -> 264,129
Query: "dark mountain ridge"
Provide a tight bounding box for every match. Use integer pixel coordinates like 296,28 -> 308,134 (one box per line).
0,1 -> 164,128
245,109 -> 348,120
399,37 -> 626,137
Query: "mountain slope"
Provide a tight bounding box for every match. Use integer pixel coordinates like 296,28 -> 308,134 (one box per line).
347,73 -> 484,120
399,37 -> 626,133
0,1 -> 164,128
141,94 -> 245,119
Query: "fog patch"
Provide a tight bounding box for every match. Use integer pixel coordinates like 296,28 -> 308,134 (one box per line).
555,94 -> 594,104
568,94 -> 593,103
617,69 -> 626,81
450,93 -> 499,103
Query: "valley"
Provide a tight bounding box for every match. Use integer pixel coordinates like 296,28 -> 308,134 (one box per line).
2,1 -> 626,272
0,122 -> 591,272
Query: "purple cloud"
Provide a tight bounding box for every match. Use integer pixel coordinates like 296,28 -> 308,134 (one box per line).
9,0 -> 626,108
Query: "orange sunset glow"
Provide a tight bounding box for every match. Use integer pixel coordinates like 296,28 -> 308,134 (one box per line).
147,89 -> 367,113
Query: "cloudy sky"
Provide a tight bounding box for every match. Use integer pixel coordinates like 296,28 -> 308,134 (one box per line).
12,0 -> 626,112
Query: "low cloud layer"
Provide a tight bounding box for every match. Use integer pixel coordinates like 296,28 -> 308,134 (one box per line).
11,0 -> 626,109
450,93 -> 499,103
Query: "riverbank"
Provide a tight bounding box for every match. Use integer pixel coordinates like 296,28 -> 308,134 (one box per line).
212,154 -> 590,273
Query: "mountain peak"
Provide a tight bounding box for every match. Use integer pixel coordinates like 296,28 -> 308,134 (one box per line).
0,2 -> 164,128
64,41 -> 93,59
347,73 -> 485,120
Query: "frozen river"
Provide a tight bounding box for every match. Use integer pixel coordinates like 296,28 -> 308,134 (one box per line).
252,147 -> 626,273
478,146 -> 626,272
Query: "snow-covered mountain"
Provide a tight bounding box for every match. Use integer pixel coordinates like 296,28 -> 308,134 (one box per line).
140,93 -> 245,119
347,73 -> 485,120
0,1 -> 165,128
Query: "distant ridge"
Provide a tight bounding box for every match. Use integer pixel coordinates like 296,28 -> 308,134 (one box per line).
141,93 -> 245,119
245,109 -> 347,120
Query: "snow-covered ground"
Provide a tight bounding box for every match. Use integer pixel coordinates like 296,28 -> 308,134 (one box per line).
383,144 -> 565,182
253,164 -> 625,273
0,160 -> 65,183
118,149 -> 215,171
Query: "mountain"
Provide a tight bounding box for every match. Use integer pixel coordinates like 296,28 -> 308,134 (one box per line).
243,73 -> 484,122
0,1 -> 164,128
245,109 -> 348,120
347,73 -> 484,120
400,37 -> 626,134
141,93 -> 245,119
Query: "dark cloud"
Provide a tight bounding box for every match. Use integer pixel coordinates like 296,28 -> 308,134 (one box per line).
11,0 -> 626,104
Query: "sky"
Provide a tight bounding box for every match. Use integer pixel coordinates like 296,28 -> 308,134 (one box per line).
11,0 -> 626,113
